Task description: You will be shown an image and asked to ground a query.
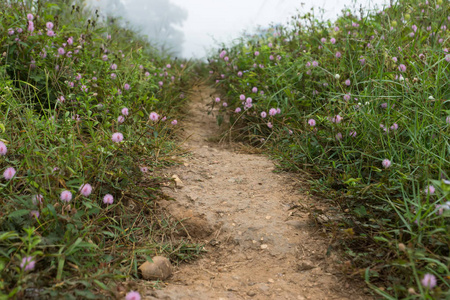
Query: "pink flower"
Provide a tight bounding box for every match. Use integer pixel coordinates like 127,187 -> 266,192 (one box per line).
445,54 -> 450,62
359,58 -> 366,65
30,210 -> 40,219
171,120 -> 178,125
222,102 -> 228,107
215,97 -> 220,103
344,94 -> 351,101
235,107 -> 241,113
239,94 -> 245,101
261,111 -> 267,118
79,184 -> 93,197
112,132 -> 124,143
103,194 -> 114,205
349,131 -> 357,137
111,73 -> 116,79
237,71 -> 243,77
118,116 -> 125,123
20,256 -> 36,271
67,37 -> 73,45
390,123 -> 399,130
8,29 -> 14,35
446,116 -> 450,124
125,291 -> 141,300
219,50 -> 226,59
421,273 -> 437,289
102,55 -> 108,61
425,185 -> 435,195
149,112 -> 159,122
145,71 -> 150,77
110,64 -> 117,70
382,159 -> 391,169
60,190 -> 72,202
32,194 -> 44,205
330,38 -> 336,44
27,21 -> 34,32
124,83 -> 130,90
312,61 -> 319,67
398,64 -> 406,72
335,133 -> 343,140
381,103 -> 388,108
254,51 -> 260,56
46,30 -> 55,37
0,141 -> 7,155
308,119 -> 316,126
335,51 -> 342,58
252,87 -> 258,93
269,108 -> 277,116
345,79 -> 351,86
3,167 -> 16,180
27,14 -> 34,21
46,22 -> 54,30
267,122 -> 273,129
57,48 -> 65,56
332,115 -> 343,123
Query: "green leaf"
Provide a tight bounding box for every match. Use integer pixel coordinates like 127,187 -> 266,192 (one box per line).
8,210 -> 29,219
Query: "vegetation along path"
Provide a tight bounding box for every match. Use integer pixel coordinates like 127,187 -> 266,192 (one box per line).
144,85 -> 371,300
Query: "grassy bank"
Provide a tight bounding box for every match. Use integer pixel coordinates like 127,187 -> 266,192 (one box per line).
206,0 -> 450,298
0,0 -> 199,298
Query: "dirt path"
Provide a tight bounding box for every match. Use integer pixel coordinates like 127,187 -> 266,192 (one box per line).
145,85 -> 372,300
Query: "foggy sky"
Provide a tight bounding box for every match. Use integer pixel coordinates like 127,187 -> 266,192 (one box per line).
88,0 -> 188,56
88,0 -> 389,58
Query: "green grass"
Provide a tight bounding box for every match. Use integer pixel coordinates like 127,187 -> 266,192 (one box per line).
205,0 -> 450,298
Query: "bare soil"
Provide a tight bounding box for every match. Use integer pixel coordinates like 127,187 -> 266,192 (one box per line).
143,85 -> 373,300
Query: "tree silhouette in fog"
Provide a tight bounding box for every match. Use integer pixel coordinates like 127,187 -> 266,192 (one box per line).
88,0 -> 187,55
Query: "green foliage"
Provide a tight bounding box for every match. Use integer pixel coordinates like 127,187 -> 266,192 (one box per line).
206,0 -> 450,298
0,0 -> 197,298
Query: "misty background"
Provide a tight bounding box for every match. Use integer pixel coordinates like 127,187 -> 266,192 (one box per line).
87,0 -> 389,59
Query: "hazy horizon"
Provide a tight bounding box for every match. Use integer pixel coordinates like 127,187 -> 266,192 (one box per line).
88,0 -> 390,58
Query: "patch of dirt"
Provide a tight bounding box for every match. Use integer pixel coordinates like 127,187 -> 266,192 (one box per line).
143,85 -> 373,299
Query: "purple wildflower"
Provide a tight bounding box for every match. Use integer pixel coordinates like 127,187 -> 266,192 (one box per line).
421,273 -> 437,289
20,256 -> 36,271
79,184 -> 93,197
3,167 -> 16,180
125,291 -> 141,300
103,194 -> 114,205
112,132 -> 124,143
149,112 -> 159,122
60,190 -> 72,202
382,159 -> 391,169
0,141 -> 7,155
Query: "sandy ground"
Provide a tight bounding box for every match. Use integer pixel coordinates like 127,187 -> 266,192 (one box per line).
142,85 -> 373,300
